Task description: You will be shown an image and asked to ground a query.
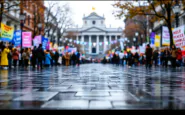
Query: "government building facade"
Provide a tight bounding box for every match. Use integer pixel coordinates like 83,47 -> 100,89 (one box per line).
64,11 -> 123,57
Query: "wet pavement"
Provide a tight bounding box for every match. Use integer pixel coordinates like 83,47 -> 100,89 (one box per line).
0,64 -> 185,109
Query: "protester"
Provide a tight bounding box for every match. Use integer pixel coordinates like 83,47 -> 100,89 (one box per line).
76,51 -> 80,66
37,44 -> 45,69
153,49 -> 159,67
8,48 -> 13,69
119,51 -> 124,66
22,48 -> 30,69
163,47 -> 170,68
65,52 -> 70,66
0,43 -> 10,69
170,45 -> 177,68
71,52 -> 76,66
54,50 -> 59,66
127,51 -> 133,68
31,46 -> 37,69
44,50 -> 52,67
12,48 -> 19,68
145,44 -> 153,69
176,48 -> 182,67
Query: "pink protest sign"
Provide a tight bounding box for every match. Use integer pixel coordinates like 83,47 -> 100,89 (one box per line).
33,35 -> 42,47
22,32 -> 32,48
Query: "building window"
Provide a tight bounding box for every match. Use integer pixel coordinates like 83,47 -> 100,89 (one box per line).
24,13 -> 27,24
28,15 -> 30,26
85,21 -> 87,24
6,21 -> 11,26
14,25 -> 17,30
92,21 -> 96,25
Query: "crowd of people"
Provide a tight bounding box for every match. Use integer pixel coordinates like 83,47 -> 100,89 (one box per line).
1,41 -> 185,70
0,42 -> 82,70
102,44 -> 185,69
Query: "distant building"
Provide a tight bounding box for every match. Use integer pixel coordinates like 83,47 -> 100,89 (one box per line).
1,0 -> 45,38
64,11 -> 123,57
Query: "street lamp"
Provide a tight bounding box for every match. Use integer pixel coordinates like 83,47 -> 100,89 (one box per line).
20,13 -> 26,52
38,23 -> 42,35
173,0 -> 181,27
149,29 -> 152,44
135,32 -> 138,46
59,38 -> 62,46
133,37 -> 136,47
135,32 -> 139,37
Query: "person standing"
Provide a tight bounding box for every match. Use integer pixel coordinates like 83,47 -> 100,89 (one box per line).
119,51 -> 124,66
54,50 -> 59,66
31,46 -> 37,69
12,48 -> 19,68
22,48 -> 30,69
65,52 -> 70,66
153,49 -> 159,67
145,44 -> 153,69
44,50 -> 52,67
76,51 -> 80,66
134,52 -> 139,66
170,45 -> 177,68
62,54 -> 66,66
176,48 -> 182,67
71,52 -> 76,66
50,50 -> 54,66
163,47 -> 170,68
115,53 -> 120,66
37,44 -> 45,69
0,44 -> 10,69
8,48 -> 13,69
127,51 -> 133,68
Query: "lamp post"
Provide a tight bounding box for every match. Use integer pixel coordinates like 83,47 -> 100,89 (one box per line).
133,37 -> 136,47
135,32 -> 138,47
149,29 -> 152,44
141,34 -> 144,46
173,0 -> 181,28
59,38 -> 62,46
20,13 -> 26,52
127,39 -> 130,47
38,23 -> 42,35
160,20 -> 163,47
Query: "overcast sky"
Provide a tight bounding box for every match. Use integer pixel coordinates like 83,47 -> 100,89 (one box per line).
45,1 -> 125,29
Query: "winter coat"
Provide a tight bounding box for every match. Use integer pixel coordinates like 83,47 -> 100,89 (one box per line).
65,53 -> 70,60
0,48 -> 10,66
176,50 -> 182,60
12,51 -> 19,60
145,47 -> 153,58
45,53 -> 52,65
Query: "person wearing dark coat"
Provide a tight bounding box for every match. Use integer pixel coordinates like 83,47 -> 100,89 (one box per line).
54,50 -> 59,66
127,51 -> 133,68
31,46 -> 37,69
145,44 -> 153,69
71,52 -> 76,66
36,44 -> 45,69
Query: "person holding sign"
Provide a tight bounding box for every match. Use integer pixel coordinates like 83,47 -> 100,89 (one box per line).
0,42 -> 10,69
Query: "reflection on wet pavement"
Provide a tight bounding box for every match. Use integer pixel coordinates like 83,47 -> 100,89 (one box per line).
0,64 -> 185,109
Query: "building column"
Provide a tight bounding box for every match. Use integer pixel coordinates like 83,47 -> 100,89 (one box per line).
104,35 -> 106,53
76,36 -> 79,41
115,36 -> 118,41
97,35 -> 99,54
89,35 -> 91,54
81,35 -> 84,52
109,35 -> 112,48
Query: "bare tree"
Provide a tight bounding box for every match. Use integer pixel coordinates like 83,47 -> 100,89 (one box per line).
44,2 -> 73,44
